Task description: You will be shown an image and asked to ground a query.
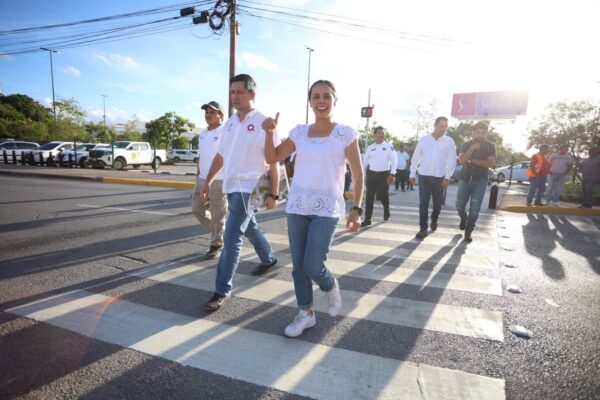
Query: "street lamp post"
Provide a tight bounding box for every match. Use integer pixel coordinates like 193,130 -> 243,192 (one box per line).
305,46 -> 314,124
101,94 -> 108,126
40,47 -> 59,120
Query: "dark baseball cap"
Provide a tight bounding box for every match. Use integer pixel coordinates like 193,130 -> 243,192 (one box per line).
201,101 -> 225,115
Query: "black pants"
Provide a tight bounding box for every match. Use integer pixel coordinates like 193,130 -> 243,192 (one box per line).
395,169 -> 409,190
365,169 -> 390,221
418,175 -> 444,231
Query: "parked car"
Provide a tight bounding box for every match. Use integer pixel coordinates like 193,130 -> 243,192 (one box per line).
25,141 -> 73,165
59,143 -> 108,167
167,149 -> 199,163
87,141 -> 166,170
0,140 -> 39,162
494,161 -> 530,183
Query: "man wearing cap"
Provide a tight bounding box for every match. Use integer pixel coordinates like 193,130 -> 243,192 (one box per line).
455,121 -> 496,242
191,101 -> 228,259
201,73 -> 280,311
361,126 -> 397,227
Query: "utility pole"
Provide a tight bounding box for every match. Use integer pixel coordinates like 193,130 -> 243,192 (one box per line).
101,94 -> 108,125
305,46 -> 314,124
40,48 -> 59,120
365,88 -> 371,150
228,0 -> 237,117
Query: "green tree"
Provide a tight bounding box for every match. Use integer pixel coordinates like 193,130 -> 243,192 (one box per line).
144,112 -> 195,149
191,134 -> 199,149
528,100 -> 600,157
84,122 -> 117,143
49,97 -> 87,140
171,135 -> 190,149
0,94 -> 51,141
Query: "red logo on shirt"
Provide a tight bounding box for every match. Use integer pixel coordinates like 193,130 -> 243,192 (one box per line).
247,124 -> 255,132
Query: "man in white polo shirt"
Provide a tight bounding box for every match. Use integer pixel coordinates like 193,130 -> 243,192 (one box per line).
362,126 -> 397,227
409,116 -> 456,239
201,74 -> 281,311
191,101 -> 227,259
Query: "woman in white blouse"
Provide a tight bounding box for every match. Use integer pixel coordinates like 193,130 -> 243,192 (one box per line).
262,80 -> 364,337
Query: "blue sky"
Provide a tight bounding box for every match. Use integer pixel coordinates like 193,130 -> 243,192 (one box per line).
2,0 -> 599,152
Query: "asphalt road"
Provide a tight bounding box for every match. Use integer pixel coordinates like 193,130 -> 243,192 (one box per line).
0,175 -> 599,400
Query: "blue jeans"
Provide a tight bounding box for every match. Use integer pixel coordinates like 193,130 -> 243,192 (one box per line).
215,192 -> 275,296
527,176 -> 547,204
455,177 -> 487,229
287,213 -> 337,309
418,175 -> 444,231
545,173 -> 566,204
583,179 -> 597,207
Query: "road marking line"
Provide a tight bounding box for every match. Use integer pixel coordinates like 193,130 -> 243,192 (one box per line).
238,252 -> 501,296
265,233 -> 498,269
132,263 -> 504,341
76,203 -> 176,216
7,291 -> 505,400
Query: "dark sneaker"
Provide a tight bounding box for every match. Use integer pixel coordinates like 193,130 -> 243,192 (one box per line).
459,218 -> 467,230
430,220 -> 438,231
251,258 -> 278,276
526,202 -> 532,206
416,230 -> 428,239
401,188 -> 406,192
464,227 -> 473,242
360,220 -> 372,228
383,210 -> 390,221
534,202 -> 546,206
205,245 -> 222,259
205,293 -> 227,311
410,187 -> 415,191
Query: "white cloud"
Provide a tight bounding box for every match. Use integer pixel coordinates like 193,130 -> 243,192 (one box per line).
0,53 -> 14,61
92,52 -> 141,72
240,52 -> 279,72
61,66 -> 81,78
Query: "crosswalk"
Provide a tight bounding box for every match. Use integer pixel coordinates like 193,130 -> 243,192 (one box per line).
7,202 -> 506,399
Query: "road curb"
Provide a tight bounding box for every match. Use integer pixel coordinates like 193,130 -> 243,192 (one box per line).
101,177 -> 194,189
0,170 -> 103,183
497,205 -> 600,216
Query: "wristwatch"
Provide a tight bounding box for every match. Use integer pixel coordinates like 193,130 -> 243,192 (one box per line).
351,205 -> 363,216
265,193 -> 280,200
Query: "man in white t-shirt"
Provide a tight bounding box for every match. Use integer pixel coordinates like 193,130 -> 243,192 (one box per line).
361,126 -> 397,227
545,144 -> 573,206
191,101 -> 228,259
201,74 -> 281,311
395,143 -> 410,192
409,117 -> 457,239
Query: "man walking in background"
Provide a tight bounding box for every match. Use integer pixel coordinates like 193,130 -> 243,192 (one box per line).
527,144 -> 550,206
395,143 -> 410,192
545,144 -> 573,206
455,122 -> 496,242
191,101 -> 228,259
409,117 -> 456,239
362,126 -> 397,227
580,145 -> 600,208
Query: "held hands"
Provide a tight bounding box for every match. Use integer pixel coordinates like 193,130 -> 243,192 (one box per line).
469,143 -> 481,152
346,210 -> 361,233
261,112 -> 280,134
387,175 -> 394,185
409,177 -> 416,185
442,178 -> 449,189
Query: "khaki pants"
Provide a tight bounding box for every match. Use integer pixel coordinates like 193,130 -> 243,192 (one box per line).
191,178 -> 228,247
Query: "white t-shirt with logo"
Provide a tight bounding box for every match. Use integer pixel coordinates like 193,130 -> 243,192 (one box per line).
218,110 -> 281,194
197,125 -> 223,181
363,142 -> 397,173
286,124 -> 358,218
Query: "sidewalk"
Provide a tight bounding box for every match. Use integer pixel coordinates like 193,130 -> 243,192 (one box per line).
497,183 -> 600,216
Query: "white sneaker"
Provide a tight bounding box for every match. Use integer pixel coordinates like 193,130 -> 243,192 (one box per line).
326,278 -> 342,317
553,202 -> 560,207
284,310 -> 316,337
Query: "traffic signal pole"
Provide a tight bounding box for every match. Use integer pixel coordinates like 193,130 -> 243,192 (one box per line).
228,0 -> 236,117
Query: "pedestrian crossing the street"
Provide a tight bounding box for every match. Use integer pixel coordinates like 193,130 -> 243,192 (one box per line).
7,203 -> 506,400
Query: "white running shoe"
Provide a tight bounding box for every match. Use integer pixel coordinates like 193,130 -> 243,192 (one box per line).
284,310 -> 316,338
326,278 -> 343,317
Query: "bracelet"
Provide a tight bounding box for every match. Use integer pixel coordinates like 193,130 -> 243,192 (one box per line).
265,193 -> 280,200
351,205 -> 363,216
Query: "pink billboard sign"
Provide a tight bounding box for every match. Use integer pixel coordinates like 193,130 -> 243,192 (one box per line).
451,91 -> 528,119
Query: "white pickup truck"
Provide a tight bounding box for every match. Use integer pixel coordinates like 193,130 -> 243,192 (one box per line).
87,141 -> 167,170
